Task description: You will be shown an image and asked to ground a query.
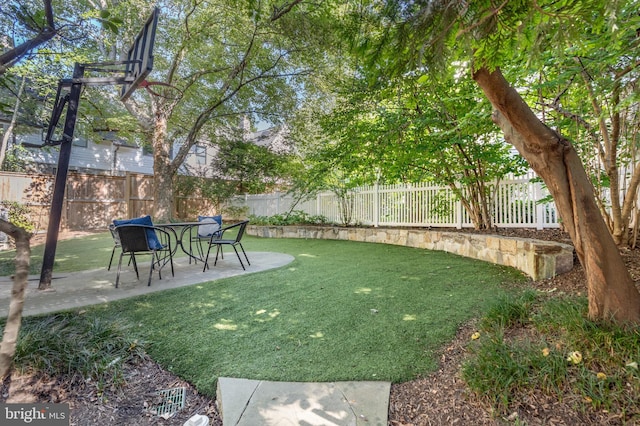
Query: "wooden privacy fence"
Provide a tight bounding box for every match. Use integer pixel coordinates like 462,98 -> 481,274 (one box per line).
0,171 -> 214,233
0,170 -> 560,233
236,175 -> 561,229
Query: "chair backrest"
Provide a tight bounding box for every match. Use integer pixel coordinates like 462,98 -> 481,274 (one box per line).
116,225 -> 153,253
109,224 -> 121,247
198,216 -> 221,238
234,220 -> 249,243
114,215 -> 165,250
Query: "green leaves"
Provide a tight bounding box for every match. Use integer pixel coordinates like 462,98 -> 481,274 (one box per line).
96,9 -> 123,34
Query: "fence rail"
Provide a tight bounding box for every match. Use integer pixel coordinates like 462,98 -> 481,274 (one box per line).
0,170 -> 560,234
236,175 -> 561,229
0,171 -> 213,234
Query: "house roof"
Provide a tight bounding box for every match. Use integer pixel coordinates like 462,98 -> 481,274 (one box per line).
247,126 -> 290,154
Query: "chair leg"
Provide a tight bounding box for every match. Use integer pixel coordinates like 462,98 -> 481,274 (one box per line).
154,251 -> 162,280
115,252 -> 124,288
238,242 -> 250,266
202,242 -> 214,272
130,253 -> 139,279
196,238 -> 207,263
147,252 -> 155,286
108,246 -> 117,270
214,244 -> 223,266
231,245 -> 246,270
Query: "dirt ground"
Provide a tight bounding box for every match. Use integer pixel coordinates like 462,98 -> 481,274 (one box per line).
4,228 -> 639,425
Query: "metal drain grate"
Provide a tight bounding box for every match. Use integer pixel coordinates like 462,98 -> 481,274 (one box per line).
151,387 -> 186,417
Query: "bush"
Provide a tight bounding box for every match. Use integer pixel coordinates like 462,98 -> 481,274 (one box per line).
1,201 -> 35,233
10,312 -> 148,394
463,295 -> 640,421
249,210 -> 328,226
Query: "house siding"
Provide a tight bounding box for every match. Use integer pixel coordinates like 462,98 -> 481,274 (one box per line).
9,121 -> 285,176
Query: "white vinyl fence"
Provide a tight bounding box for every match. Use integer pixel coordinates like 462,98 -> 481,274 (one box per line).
234,174 -> 561,229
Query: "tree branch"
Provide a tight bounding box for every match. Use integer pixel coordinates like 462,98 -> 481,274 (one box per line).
0,0 -> 57,73
271,0 -> 304,22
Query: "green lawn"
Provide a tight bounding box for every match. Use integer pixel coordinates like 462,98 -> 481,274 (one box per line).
5,233 -> 638,420
3,232 -> 527,397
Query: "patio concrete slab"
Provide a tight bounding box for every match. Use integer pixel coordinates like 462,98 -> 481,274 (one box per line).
217,377 -> 390,426
0,251 -> 294,317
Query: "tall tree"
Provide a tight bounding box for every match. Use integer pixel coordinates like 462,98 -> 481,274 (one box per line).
319,65 -> 527,229
526,23 -> 640,246
211,135 -> 293,194
121,0 -> 327,222
352,0 -> 640,323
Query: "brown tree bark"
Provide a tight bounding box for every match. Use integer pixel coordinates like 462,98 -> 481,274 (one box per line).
150,103 -> 176,223
0,220 -> 32,380
473,66 -> 640,324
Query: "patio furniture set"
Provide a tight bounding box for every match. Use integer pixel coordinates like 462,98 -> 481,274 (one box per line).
108,215 -> 250,288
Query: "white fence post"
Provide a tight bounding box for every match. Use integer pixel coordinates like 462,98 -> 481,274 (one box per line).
534,181 -> 544,230
374,181 -> 380,227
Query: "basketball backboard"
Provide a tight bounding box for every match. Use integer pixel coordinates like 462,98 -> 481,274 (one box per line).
120,7 -> 159,101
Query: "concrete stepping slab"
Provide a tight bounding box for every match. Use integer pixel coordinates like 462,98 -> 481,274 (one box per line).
217,377 -> 390,426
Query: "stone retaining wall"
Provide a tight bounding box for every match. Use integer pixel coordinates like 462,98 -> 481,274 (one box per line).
247,225 -> 574,281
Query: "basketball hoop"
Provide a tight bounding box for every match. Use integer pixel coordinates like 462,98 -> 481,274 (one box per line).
39,7 -> 161,289
120,7 -> 159,101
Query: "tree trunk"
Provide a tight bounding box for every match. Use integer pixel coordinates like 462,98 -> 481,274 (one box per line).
578,63 -> 629,246
473,66 -> 640,324
0,76 -> 26,169
153,153 -> 174,223
0,220 -> 31,380
151,106 -> 175,223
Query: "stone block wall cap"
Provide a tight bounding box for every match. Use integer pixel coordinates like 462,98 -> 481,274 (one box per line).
246,225 -> 574,280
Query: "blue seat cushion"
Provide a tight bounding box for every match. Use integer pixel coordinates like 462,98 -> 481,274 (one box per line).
113,215 -> 164,250
197,215 -> 222,238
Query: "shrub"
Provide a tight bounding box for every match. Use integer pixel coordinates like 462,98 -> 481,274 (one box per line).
10,312 -> 148,394
249,210 -> 328,226
463,295 -> 640,421
1,201 -> 35,233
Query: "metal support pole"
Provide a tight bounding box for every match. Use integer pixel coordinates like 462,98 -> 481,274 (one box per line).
39,63 -> 84,289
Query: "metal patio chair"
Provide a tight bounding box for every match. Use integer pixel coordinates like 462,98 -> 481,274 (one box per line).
191,215 -> 223,263
107,223 -> 137,271
202,220 -> 250,271
114,223 -> 174,288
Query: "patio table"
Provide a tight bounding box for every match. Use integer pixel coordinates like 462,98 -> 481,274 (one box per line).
156,222 -> 210,264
